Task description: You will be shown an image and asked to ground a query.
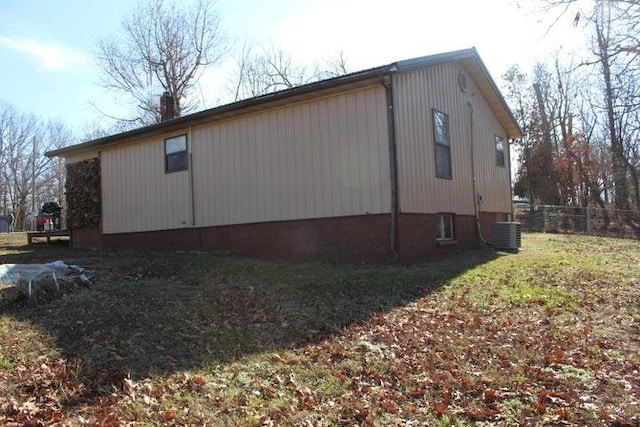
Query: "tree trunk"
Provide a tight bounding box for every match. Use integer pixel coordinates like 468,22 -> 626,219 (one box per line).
627,161 -> 640,211
532,82 -> 559,205
596,8 -> 630,210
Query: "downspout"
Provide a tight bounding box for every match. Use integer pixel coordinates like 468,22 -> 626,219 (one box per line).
188,126 -> 196,227
381,74 -> 399,261
467,101 -> 491,246
508,138 -> 518,222
97,151 -> 103,243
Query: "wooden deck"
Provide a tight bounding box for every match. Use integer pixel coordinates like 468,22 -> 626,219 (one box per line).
27,229 -> 71,245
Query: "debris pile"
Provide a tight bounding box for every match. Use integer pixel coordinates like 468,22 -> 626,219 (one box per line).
0,260 -> 91,303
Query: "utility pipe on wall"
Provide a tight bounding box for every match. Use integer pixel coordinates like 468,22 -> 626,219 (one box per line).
381,74 -> 399,261
188,126 -> 196,227
467,101 -> 491,246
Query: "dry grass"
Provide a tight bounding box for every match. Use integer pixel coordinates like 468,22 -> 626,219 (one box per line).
0,232 -> 639,426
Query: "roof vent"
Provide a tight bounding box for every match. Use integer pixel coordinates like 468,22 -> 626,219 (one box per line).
458,70 -> 468,93
491,222 -> 521,250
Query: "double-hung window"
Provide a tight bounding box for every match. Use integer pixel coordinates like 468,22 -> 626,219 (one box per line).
495,135 -> 506,167
433,109 -> 451,178
436,214 -> 454,240
165,134 -> 188,173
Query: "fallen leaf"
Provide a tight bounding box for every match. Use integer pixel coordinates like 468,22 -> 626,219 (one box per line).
380,398 -> 399,414
483,388 -> 497,401
123,378 -> 135,396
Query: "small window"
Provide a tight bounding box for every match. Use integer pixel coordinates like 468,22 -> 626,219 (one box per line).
165,134 -> 188,173
495,136 -> 506,167
433,109 -> 452,178
436,214 -> 454,240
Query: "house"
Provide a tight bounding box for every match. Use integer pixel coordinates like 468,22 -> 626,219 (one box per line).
47,47 -> 522,263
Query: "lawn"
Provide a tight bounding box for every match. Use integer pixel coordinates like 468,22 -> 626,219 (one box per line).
0,232 -> 638,426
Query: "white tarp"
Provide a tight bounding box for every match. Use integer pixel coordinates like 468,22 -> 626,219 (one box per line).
0,260 -> 90,299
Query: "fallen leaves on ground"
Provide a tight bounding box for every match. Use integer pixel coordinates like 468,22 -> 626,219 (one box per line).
0,233 -> 639,426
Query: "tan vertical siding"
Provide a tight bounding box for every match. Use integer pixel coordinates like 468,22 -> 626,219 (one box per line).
99,67 -> 511,236
471,94 -> 512,213
190,85 -> 390,228
101,137 -> 191,234
394,62 -> 511,215
88,84 -> 389,235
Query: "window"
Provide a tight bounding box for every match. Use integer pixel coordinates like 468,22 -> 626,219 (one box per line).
436,214 -> 454,240
165,134 -> 188,173
495,135 -> 506,167
433,109 -> 451,178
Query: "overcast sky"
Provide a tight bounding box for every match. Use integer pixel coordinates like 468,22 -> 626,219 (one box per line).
0,0 -> 587,134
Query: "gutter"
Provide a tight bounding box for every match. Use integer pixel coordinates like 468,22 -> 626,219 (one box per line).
381,74 -> 400,261
47,48 -> 522,160
46,65 -> 393,158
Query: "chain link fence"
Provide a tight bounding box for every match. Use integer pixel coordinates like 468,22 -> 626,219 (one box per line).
515,205 -> 640,239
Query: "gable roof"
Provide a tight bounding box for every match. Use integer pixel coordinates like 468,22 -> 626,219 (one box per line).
47,47 -> 522,158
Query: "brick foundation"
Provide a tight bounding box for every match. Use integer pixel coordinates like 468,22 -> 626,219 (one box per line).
71,212 -> 508,263
397,213 -> 479,263
71,227 -> 102,249
74,215 -> 390,263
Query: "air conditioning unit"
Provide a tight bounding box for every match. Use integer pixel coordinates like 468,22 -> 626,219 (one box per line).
491,222 -> 521,250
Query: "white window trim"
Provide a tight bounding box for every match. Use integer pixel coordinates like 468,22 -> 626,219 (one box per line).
164,134 -> 188,173
495,135 -> 506,168
436,213 -> 454,241
433,109 -> 452,179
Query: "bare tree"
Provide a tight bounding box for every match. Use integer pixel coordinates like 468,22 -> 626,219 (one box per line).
96,0 -> 226,126
0,103 -> 36,229
37,121 -> 72,217
0,102 -> 70,230
503,63 -> 560,205
318,50 -> 352,79
541,0 -> 640,209
229,43 -> 317,101
502,65 -> 535,204
228,41 -> 263,101
592,3 -> 632,210
502,57 -> 613,208
78,120 -> 116,143
229,43 -> 352,102
531,64 -> 560,204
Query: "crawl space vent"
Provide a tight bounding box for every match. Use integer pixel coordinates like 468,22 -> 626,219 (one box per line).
458,70 -> 468,93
